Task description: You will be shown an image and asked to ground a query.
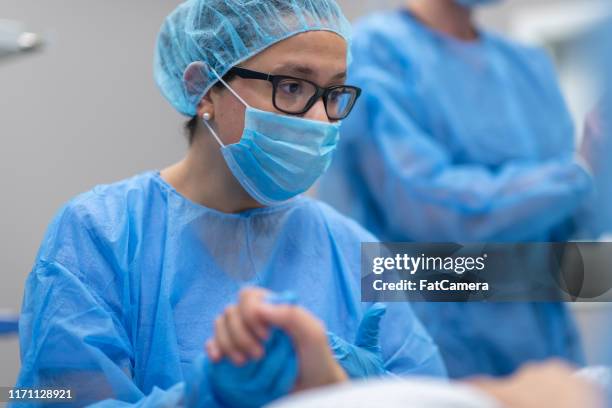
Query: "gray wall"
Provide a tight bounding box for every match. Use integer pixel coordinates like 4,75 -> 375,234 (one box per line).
0,0 -> 188,390
0,0 -> 586,391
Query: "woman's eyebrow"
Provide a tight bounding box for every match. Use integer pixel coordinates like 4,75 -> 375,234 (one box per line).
272,63 -> 346,81
273,63 -> 315,77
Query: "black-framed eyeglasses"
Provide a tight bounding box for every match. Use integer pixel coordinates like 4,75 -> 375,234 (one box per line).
226,67 -> 362,121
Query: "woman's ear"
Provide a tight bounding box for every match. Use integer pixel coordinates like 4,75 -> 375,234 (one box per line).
197,92 -> 215,121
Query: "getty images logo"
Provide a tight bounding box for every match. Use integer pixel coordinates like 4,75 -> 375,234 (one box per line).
372,253 -> 489,276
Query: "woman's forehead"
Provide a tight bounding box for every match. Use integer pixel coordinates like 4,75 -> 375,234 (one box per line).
272,31 -> 347,54
245,31 -> 348,77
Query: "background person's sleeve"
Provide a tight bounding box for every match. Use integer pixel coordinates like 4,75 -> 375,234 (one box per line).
346,34 -> 593,242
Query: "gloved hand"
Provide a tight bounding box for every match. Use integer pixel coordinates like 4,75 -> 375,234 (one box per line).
206,292 -> 299,408
327,303 -> 388,379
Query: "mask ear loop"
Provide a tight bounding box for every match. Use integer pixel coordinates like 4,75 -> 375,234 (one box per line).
202,112 -> 225,147
201,66 -> 251,148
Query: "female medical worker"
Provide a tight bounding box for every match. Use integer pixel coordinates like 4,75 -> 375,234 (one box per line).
12,0 -> 446,407
319,0 -> 595,378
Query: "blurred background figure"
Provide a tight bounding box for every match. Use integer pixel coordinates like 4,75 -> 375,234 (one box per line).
576,18 -> 612,239
318,0 -> 610,379
576,18 -> 612,391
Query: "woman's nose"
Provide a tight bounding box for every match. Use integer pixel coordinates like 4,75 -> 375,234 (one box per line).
303,98 -> 330,123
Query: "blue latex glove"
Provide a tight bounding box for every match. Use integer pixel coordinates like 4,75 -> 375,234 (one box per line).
206,292 -> 299,408
328,303 -> 388,378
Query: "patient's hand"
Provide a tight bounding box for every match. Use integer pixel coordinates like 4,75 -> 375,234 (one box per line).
468,361 -> 605,408
258,300 -> 348,391
206,288 -> 347,392
206,287 -> 270,366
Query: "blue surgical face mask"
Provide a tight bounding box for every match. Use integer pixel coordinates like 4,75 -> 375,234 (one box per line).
202,68 -> 341,206
455,0 -> 501,7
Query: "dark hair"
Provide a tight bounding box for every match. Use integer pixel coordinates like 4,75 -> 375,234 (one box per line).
185,116 -> 199,145
184,72 -> 236,145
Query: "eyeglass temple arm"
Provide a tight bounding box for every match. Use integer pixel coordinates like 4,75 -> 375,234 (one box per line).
230,67 -> 271,81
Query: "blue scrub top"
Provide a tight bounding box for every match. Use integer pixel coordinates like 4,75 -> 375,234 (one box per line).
319,11 -> 589,378
13,171 -> 445,407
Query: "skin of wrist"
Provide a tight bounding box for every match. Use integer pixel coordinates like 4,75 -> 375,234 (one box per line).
330,362 -> 349,384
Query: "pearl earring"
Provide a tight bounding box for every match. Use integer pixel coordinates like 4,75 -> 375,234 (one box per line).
203,112 -> 212,121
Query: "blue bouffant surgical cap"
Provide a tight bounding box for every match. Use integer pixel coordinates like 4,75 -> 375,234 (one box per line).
154,0 -> 352,116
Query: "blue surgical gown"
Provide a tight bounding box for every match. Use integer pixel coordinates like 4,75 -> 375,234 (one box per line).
13,171 -> 446,407
319,11 -> 592,378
